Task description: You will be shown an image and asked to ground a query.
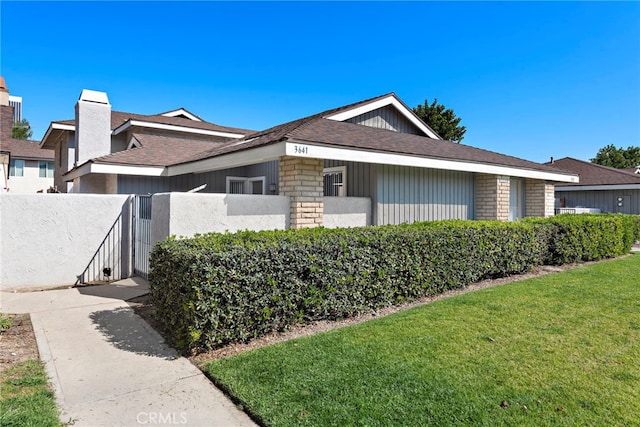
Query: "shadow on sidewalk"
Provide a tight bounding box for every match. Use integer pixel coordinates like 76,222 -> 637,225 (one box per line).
77,277 -> 149,301
89,307 -> 177,360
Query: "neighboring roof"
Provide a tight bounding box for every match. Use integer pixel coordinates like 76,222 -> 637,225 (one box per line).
621,167 -> 640,175
1,138 -> 54,160
158,108 -> 203,121
90,134 -> 225,167
50,110 -> 254,135
546,157 -> 640,186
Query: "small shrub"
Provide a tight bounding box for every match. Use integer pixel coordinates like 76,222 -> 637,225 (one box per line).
0,314 -> 13,331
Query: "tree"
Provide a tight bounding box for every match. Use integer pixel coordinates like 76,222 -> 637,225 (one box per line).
413,98 -> 466,143
591,144 -> 640,169
11,119 -> 33,140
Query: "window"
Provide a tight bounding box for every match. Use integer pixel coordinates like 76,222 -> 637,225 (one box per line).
226,176 -> 265,194
509,178 -> 525,221
323,166 -> 346,197
39,161 -> 54,178
9,159 -> 24,177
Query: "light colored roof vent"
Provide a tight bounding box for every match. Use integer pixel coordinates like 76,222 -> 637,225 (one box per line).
79,89 -> 110,105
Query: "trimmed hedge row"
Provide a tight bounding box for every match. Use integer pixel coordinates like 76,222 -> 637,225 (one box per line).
149,214 -> 637,352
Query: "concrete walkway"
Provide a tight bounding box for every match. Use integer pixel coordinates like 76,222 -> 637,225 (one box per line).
1,278 -> 256,427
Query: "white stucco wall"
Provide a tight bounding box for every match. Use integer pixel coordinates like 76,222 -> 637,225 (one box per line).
5,159 -> 54,193
151,192 -> 290,246
0,194 -> 131,290
323,196 -> 371,228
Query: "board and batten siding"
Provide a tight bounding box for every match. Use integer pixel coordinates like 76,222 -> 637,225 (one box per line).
345,105 -> 423,135
556,189 -> 640,215
117,161 -> 279,195
324,160 -> 374,198
375,165 -> 475,225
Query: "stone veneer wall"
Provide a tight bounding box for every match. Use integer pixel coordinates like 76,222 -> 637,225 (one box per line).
475,173 -> 510,221
279,156 -> 324,228
525,179 -> 555,218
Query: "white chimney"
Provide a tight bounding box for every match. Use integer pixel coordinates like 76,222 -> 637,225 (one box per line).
75,89 -> 111,166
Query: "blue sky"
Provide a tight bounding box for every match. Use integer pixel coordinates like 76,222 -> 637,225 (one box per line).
1,1 -> 639,163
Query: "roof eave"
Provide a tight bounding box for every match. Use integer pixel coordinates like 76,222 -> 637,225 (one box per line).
63,161 -> 167,181
556,183 -> 640,191
284,139 -> 579,183
40,123 -> 75,149
112,119 -> 246,139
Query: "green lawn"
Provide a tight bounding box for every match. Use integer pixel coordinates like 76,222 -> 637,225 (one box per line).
0,360 -> 61,427
205,254 -> 640,426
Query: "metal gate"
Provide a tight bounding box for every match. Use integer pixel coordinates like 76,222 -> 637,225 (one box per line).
133,195 -> 152,279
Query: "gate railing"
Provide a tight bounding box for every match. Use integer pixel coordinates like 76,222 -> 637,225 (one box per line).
75,212 -> 123,285
133,195 -> 152,280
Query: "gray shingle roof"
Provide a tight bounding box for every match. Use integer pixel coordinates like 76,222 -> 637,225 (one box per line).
91,134 -> 225,167
68,93 -> 576,179
52,110 -> 254,136
177,116 -> 567,176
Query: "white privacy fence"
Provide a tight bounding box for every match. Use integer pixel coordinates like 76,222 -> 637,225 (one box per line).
0,193 -> 372,290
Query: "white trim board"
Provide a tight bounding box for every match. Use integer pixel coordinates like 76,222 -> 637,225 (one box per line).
284,141 -> 578,183
40,123 -> 76,149
324,95 -> 441,140
112,120 -> 245,139
161,108 -> 202,121
63,162 -> 166,181
556,184 -> 640,191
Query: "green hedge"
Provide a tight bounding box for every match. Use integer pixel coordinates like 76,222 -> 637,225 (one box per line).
525,214 -> 631,264
149,214 -> 637,352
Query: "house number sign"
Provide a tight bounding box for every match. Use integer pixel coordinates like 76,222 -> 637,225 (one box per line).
293,145 -> 309,155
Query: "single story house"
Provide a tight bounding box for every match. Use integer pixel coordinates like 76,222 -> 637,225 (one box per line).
39,90 -> 578,228
547,157 -> 640,215
1,82 -> 55,193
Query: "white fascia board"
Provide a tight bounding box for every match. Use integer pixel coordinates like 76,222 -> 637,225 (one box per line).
161,109 -> 202,121
325,95 -> 441,139
556,184 -> 640,191
112,120 -> 244,139
40,123 -> 76,149
167,142 -> 287,176
285,141 -> 579,183
91,163 -> 166,176
62,162 -> 92,181
63,162 -> 166,181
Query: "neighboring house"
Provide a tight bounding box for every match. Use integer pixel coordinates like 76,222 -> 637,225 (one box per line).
0,78 -> 55,193
547,157 -> 640,215
40,89 -> 578,228
1,138 -> 55,193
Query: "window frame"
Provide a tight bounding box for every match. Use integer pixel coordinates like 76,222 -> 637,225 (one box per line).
39,161 -> 54,178
323,166 -> 347,197
225,176 -> 266,195
9,159 -> 24,177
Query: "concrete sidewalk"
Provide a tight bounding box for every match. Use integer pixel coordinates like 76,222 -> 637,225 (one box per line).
1,278 -> 256,427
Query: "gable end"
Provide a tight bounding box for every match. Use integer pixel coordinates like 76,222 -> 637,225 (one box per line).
345,104 -> 423,135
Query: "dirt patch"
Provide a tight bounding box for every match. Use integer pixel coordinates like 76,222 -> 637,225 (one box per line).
0,313 -> 40,372
127,257 -> 627,368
